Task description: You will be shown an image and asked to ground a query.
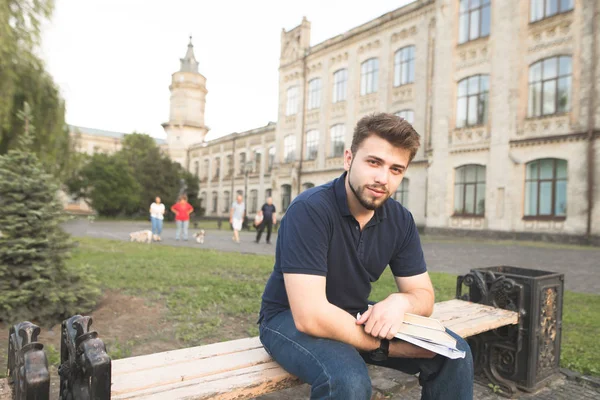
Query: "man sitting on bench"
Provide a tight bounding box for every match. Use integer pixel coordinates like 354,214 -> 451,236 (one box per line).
258,113 -> 473,400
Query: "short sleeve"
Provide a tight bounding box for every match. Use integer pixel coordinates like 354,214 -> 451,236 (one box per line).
278,201 -> 330,276
389,211 -> 427,277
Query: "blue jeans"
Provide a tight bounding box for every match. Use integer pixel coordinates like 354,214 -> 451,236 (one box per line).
175,220 -> 189,240
151,217 -> 163,235
259,310 -> 473,400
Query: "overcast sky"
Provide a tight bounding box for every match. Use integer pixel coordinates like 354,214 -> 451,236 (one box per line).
40,0 -> 413,141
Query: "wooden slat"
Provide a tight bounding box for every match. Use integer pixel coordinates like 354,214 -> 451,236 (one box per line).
110,299 -> 518,399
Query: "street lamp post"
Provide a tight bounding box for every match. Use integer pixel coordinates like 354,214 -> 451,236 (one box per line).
243,160 -> 254,231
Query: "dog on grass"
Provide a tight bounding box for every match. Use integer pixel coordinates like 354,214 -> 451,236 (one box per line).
193,230 -> 205,244
129,230 -> 153,243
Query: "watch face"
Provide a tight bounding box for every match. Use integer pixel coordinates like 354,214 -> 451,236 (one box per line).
369,349 -> 387,362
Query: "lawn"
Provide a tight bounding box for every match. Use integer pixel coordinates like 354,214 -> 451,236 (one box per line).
60,237 -> 600,376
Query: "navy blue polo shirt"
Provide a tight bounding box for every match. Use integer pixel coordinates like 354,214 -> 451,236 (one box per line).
259,172 -> 427,324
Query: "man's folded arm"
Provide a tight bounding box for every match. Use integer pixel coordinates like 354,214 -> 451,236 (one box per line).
284,273 -> 380,352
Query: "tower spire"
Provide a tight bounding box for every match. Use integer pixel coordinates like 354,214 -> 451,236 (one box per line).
180,36 -> 198,73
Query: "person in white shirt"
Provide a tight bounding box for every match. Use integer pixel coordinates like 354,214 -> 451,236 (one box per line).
149,196 -> 165,241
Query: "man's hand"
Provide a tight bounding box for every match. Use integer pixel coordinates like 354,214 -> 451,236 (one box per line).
356,294 -> 412,340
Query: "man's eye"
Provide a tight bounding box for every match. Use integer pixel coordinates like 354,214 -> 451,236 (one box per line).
368,160 -> 378,165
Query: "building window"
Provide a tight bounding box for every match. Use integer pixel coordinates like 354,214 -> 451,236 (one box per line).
265,188 -> 272,199
454,165 -> 486,216
333,69 -> 348,103
214,157 -> 220,178
395,110 -> 415,124
305,130 -> 319,160
360,58 -> 379,96
525,159 -> 567,218
226,154 -> 233,176
203,159 -> 209,179
330,124 -> 345,157
201,192 -> 207,211
456,75 -> 489,128
286,86 -> 299,116
393,178 -> 409,207
239,152 -> 246,174
223,191 -> 230,213
394,46 -> 415,87
308,78 -> 322,110
302,182 -> 315,192
530,0 -> 573,23
212,191 -> 218,213
249,190 -> 258,213
194,161 -> 199,177
459,0 -> 491,44
281,184 -> 291,212
284,135 -> 296,163
254,151 -> 261,173
268,146 -> 275,172
528,56 -> 571,118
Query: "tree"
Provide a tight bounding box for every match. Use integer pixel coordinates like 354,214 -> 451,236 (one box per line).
0,103 -> 100,324
67,153 -> 141,217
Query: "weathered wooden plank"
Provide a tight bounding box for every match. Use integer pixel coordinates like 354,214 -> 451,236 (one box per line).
112,362 -> 299,400
112,337 -> 263,375
112,347 -> 272,395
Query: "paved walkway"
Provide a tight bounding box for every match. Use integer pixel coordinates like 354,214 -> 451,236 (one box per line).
64,219 -> 600,294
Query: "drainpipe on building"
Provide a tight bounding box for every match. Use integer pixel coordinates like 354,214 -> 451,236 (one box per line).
297,50 -> 309,195
586,1 -> 598,238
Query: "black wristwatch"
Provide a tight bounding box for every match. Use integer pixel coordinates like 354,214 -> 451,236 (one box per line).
369,339 -> 389,362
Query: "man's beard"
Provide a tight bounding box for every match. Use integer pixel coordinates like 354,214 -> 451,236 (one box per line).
347,162 -> 391,211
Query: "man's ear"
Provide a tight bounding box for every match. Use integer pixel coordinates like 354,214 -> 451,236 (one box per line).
343,149 -> 353,171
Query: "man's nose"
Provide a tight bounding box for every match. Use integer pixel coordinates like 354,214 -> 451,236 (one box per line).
374,167 -> 389,185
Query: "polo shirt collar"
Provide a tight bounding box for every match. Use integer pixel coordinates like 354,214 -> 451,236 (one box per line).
334,172 -> 388,223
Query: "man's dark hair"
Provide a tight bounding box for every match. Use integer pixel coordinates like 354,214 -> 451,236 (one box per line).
350,113 -> 421,162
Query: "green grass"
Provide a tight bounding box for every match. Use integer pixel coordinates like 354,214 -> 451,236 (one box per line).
70,237 -> 599,376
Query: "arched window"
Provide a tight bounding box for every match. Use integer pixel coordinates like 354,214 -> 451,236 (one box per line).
332,69 -> 348,103
525,159 -> 567,218
268,146 -> 275,172
238,152 -> 246,175
281,184 -> 292,212
286,86 -> 299,116
284,135 -> 296,163
394,46 -> 415,87
211,191 -> 218,213
528,56 -> 571,117
249,190 -> 258,213
393,179 -> 409,208
360,58 -> 379,95
456,75 -> 489,128
330,124 -> 345,157
454,165 -> 486,216
459,0 -> 491,44
530,0 -> 573,23
305,130 -> 319,160
223,191 -> 230,213
203,159 -> 210,179
214,157 -> 220,178
302,182 -> 315,192
308,78 -> 322,110
395,110 -> 415,124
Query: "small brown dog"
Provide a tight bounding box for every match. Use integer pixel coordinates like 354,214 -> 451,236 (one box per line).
193,230 -> 205,244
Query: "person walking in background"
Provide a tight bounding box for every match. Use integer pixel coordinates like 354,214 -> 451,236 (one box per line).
171,195 -> 194,241
230,194 -> 245,243
149,196 -> 165,241
255,197 -> 276,244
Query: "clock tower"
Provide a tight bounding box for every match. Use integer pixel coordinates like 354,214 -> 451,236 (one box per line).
162,36 -> 209,167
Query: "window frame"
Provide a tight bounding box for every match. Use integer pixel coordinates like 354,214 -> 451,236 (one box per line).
211,191 -> 218,213
223,191 -> 230,213
524,158 -> 567,220
393,178 -> 410,208
530,0 -> 574,23
395,109 -> 415,124
330,124 -> 346,157
458,0 -> 491,44
281,184 -> 292,212
394,46 -> 415,87
268,146 -> 275,172
286,86 -> 299,116
305,130 -> 319,160
307,78 -> 322,110
284,135 -> 296,163
456,74 -> 489,128
453,164 -> 486,217
527,55 -> 572,118
332,68 -> 348,103
249,189 -> 258,213
360,58 -> 379,96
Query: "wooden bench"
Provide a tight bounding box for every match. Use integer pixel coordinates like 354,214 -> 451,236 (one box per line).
110,299 -> 519,399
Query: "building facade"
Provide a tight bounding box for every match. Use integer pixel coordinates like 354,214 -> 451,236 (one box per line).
181,0 -> 600,239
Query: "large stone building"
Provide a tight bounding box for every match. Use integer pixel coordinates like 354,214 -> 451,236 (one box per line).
170,0 -> 600,240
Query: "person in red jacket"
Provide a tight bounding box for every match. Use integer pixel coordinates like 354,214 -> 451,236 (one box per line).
170,195 -> 194,241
